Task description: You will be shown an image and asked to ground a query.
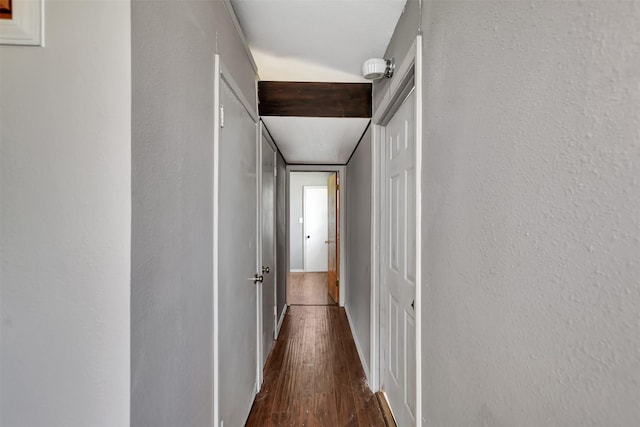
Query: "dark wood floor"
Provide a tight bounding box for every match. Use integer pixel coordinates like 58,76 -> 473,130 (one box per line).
287,272 -> 336,306
245,306 -> 385,427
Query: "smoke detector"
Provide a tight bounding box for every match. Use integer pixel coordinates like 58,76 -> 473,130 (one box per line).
362,57 -> 395,80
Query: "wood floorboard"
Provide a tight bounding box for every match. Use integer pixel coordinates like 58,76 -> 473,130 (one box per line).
245,305 -> 385,427
287,272 -> 336,305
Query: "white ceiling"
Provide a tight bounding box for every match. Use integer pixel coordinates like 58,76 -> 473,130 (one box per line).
230,0 -> 406,164
263,116 -> 370,164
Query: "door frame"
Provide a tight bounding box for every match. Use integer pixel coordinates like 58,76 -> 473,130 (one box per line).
370,35 -> 423,426
285,165 -> 347,307
257,121 -> 278,387
212,55 -> 260,427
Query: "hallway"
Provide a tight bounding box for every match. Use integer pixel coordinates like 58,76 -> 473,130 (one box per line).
2,0 -> 639,426
245,305 -> 385,426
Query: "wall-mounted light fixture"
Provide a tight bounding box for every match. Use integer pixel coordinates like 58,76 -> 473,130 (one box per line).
361,57 -> 395,80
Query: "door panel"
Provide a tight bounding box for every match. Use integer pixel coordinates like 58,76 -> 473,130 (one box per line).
327,173 -> 339,303
260,126 -> 276,370
303,186 -> 328,272
217,76 -> 258,426
381,89 -> 416,426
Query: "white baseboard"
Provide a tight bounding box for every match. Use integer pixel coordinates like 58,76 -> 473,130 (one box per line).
289,269 -> 304,273
344,306 -> 370,385
275,304 -> 287,338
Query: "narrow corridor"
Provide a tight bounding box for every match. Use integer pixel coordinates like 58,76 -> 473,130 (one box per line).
245,305 -> 385,426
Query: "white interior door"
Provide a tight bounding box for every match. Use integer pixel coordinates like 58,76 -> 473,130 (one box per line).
380,88 -> 417,427
259,124 -> 276,372
303,186 -> 328,272
214,59 -> 259,426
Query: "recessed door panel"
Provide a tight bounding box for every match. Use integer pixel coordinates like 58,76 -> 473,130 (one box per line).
390,173 -> 400,273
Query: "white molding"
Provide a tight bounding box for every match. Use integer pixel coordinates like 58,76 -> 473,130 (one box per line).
369,123 -> 382,391
256,121 -> 264,390
289,269 -> 304,273
414,34 -> 423,427
0,0 -> 44,46
285,165 -> 347,307
345,306 -> 370,385
220,0 -> 259,76
212,54 -> 221,427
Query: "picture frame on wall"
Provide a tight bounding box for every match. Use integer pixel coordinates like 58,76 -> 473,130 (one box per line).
0,0 -> 43,46
0,0 -> 13,20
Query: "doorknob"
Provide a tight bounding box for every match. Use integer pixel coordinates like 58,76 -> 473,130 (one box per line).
411,299 -> 415,310
262,266 -> 270,274
306,235 -> 310,239
250,274 -> 263,284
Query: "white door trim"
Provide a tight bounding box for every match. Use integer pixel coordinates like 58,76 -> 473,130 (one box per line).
370,35 -> 423,426
285,165 -> 347,307
213,54 -> 259,427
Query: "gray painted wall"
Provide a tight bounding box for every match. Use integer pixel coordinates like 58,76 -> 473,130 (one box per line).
373,0 -> 419,114
345,128 -> 373,374
276,153 -> 288,320
289,171 -> 332,270
0,1 -> 131,425
381,1 -> 640,425
131,1 -> 256,425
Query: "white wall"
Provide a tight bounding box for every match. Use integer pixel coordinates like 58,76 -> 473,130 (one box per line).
289,171 -> 332,270
381,1 -> 640,425
131,1 -> 256,425
345,127 -> 372,374
0,1 -> 131,425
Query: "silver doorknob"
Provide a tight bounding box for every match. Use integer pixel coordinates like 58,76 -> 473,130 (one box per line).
262,266 -> 270,274
250,274 -> 263,284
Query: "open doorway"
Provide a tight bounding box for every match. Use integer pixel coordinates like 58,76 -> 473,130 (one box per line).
287,170 -> 340,306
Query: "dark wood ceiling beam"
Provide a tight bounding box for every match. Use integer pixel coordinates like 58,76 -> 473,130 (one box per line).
258,81 -> 372,118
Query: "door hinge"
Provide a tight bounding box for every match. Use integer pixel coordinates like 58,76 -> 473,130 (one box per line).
273,306 -> 277,316
220,105 -> 225,128
336,183 -> 340,191
274,167 -> 278,177
336,279 -> 340,287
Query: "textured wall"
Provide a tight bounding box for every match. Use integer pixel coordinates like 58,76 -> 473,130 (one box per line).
379,0 -> 640,425
131,1 -> 256,425
289,171 -> 332,270
345,127 -> 373,374
0,1 -> 131,425
421,1 -> 639,425
374,0 -> 420,113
